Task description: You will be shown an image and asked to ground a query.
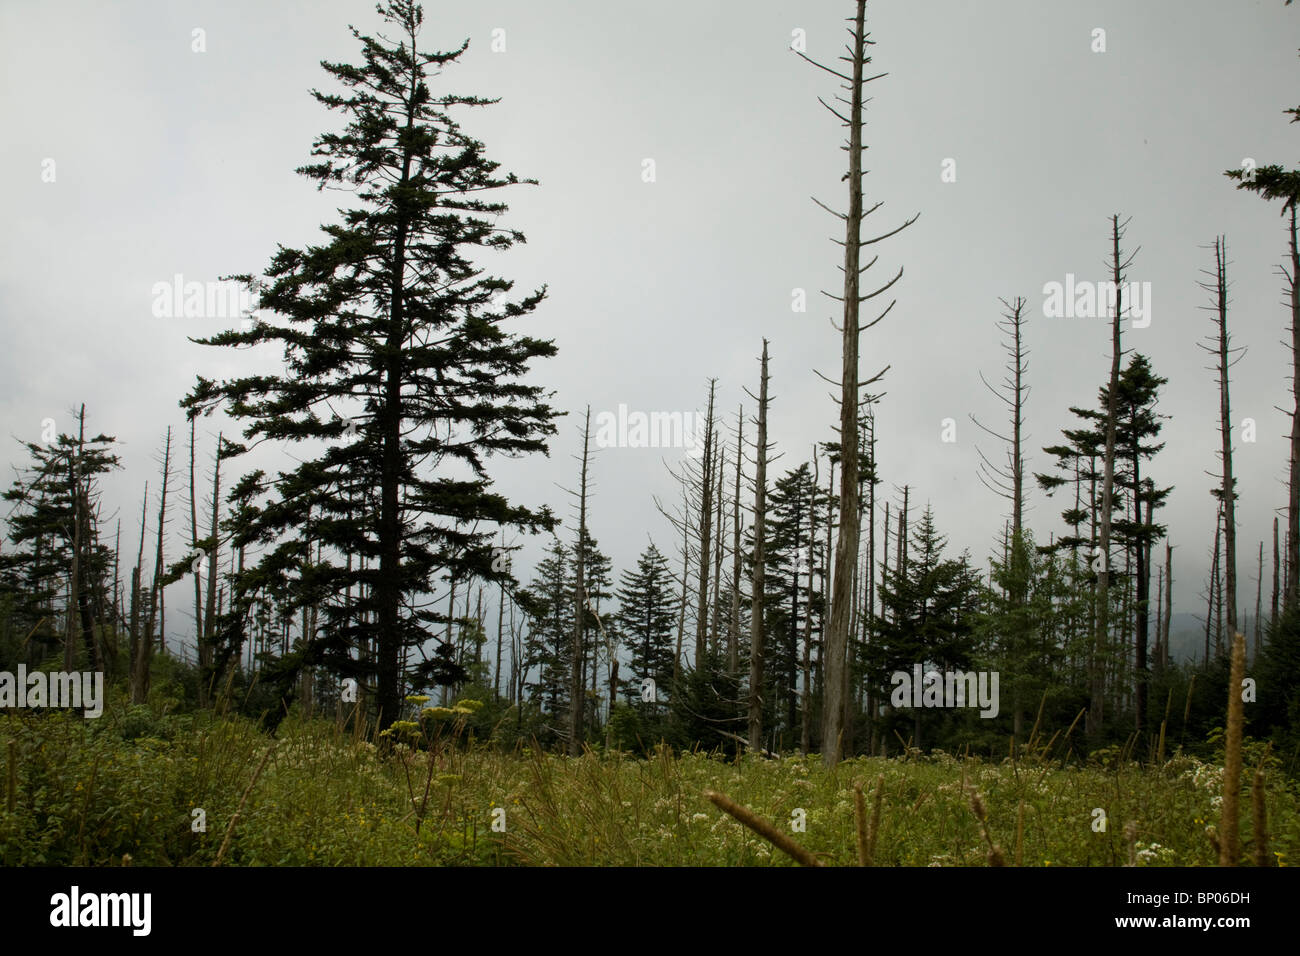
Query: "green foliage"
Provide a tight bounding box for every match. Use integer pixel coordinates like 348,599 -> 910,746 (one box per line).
179,0 -> 558,730
7,703 -> 1295,866
615,543 -> 677,709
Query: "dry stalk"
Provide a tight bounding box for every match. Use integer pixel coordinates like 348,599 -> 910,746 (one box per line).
213,743 -> 275,866
968,788 -> 1006,866
704,789 -> 823,867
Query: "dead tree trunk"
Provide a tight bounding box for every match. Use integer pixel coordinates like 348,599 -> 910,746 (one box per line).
729,405 -> 744,674
1287,206 -> 1300,609
1090,214 -> 1135,741
747,341 -> 772,752
694,382 -> 717,672
1162,541 -> 1173,671
1206,503 -> 1223,665
673,485 -> 689,686
188,417 -> 204,704
800,0 -> 916,767
711,441 -> 725,661
803,449 -> 819,756
568,407 -> 592,757
1200,236 -> 1239,645
1255,540 -> 1264,663
1272,516 -> 1281,632
134,427 -> 172,705
201,435 -> 221,707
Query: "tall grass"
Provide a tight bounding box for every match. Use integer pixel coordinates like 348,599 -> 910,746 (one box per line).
1,703 -> 1296,866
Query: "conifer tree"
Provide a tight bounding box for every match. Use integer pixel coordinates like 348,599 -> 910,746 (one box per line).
519,539 -> 572,723
181,1 -> 558,728
864,504 -> 982,748
1,409 -> 120,670
616,543 -> 677,710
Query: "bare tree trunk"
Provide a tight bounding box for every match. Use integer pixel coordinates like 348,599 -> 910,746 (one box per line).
1090,214 -> 1133,741
1135,486 -> 1153,734
134,427 -> 172,705
797,0 -> 916,768
818,0 -> 866,770
1206,504 -> 1222,665
1162,542 -> 1173,671
189,417 -> 204,704
1256,540 -> 1265,664
747,341 -> 772,752
881,500 -> 890,624
64,410 -> 83,671
694,382 -> 717,672
568,407 -> 592,756
128,482 -> 147,699
1154,564 -> 1163,673
1273,516 -> 1281,632
1215,525 -> 1225,658
496,533 -> 506,700
711,441 -> 725,660
674,485 -> 689,686
729,405 -> 743,674
821,457 -> 834,713
803,450 -> 819,756
1287,206 -> 1300,610
202,435 -> 221,708
1203,236 -> 1239,643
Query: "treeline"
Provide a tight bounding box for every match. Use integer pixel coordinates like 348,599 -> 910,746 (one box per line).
2,0 -> 1299,768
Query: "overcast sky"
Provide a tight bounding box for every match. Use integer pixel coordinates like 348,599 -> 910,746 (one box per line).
3,0 -> 1299,655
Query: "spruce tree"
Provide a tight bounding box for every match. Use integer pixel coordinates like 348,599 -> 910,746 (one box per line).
519,539 -> 572,722
1,411 -> 121,670
616,543 -> 677,709
863,504 -> 983,748
181,1 -> 558,728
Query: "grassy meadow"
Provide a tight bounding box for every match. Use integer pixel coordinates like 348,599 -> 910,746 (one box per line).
1,697 -> 1295,867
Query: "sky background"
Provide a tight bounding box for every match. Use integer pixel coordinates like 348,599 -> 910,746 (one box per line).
2,0 -> 1299,660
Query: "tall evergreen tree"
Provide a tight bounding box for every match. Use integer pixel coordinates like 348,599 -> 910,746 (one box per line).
1038,354 -> 1171,731
862,503 -> 983,749
616,543 -> 677,709
1,410 -> 121,671
180,1 -> 558,728
519,539 -> 572,723
763,462 -> 829,745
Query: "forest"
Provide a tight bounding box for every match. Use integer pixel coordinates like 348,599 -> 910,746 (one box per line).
1,0 -> 1299,871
